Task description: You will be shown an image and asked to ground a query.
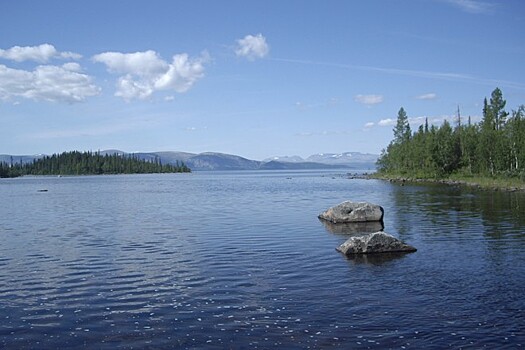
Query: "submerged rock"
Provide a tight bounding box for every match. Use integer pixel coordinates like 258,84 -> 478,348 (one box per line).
336,231 -> 416,255
318,201 -> 384,223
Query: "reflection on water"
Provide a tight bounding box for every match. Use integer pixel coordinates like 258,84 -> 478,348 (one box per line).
1,172 -> 524,349
389,182 -> 525,232
344,251 -> 412,266
320,219 -> 384,235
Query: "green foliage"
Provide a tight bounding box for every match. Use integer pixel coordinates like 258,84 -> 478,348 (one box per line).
432,120 -> 461,175
377,108 -> 414,175
393,107 -> 411,144
0,163 -> 19,178
377,88 -> 525,181
0,151 -> 190,178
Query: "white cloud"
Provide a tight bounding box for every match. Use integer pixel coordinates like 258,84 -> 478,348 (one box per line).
93,50 -> 209,100
154,53 -> 207,92
416,93 -> 437,100
93,50 -> 168,77
235,34 -> 269,60
59,51 -> 83,60
0,64 -> 100,103
114,75 -> 154,100
445,0 -> 494,14
367,114 -> 479,129
0,44 -> 81,63
378,118 -> 395,126
354,94 -> 384,105
411,115 -> 451,125
62,62 -> 83,72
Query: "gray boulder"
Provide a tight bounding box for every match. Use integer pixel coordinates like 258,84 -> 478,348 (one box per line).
319,201 -> 384,223
336,231 -> 416,255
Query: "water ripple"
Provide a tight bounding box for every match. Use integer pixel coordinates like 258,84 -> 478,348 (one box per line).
1,173 -> 524,349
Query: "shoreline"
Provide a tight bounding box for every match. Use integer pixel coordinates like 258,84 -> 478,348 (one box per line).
369,173 -> 525,192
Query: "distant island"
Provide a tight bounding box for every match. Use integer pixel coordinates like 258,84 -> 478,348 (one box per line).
0,151 -> 190,178
375,88 -> 525,190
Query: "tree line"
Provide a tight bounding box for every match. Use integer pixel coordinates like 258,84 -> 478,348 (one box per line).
0,151 -> 190,178
377,88 -> 525,180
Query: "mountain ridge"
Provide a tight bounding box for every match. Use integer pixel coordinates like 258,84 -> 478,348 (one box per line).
1,150 -> 378,171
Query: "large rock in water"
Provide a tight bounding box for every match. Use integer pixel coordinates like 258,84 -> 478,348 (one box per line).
318,201 -> 384,223
336,231 -> 417,255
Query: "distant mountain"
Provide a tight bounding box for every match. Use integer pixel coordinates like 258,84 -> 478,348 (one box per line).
263,155 -> 305,163
1,150 -> 378,171
259,161 -> 348,170
137,151 -> 377,170
185,152 -> 260,171
153,151 -> 196,163
96,151 -> 259,171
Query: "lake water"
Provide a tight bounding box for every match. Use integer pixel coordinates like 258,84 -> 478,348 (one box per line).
0,171 -> 524,349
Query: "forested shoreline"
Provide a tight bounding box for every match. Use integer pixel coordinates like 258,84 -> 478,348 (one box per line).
376,88 -> 525,186
0,151 -> 190,178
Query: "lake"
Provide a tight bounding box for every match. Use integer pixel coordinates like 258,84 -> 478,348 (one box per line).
1,171 -> 524,349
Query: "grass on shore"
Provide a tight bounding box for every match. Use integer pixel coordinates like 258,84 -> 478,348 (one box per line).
371,172 -> 525,191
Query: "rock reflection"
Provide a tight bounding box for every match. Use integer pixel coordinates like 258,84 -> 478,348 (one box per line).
320,219 -> 384,235
344,252 -> 412,265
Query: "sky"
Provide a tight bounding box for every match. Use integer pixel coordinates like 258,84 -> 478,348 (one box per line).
1,0 -> 524,160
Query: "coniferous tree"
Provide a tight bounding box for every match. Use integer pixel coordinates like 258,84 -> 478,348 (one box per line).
2,151 -> 191,177
507,105 -> 525,175
393,107 -> 411,144
376,88 -> 523,180
490,88 -> 508,131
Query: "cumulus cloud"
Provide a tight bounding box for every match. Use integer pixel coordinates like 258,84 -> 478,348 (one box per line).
93,50 -> 168,77
354,94 -> 384,105
93,50 -> 209,100
364,122 -> 375,128
235,34 -> 269,60
0,43 -> 81,63
154,53 -> 208,92
416,93 -> 437,100
114,75 -> 155,100
61,62 -> 83,72
378,118 -> 396,126
0,63 -> 100,103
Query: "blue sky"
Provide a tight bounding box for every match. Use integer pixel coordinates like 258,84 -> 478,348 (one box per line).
1,0 -> 524,160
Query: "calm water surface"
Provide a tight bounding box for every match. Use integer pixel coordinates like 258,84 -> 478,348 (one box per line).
1,171 -> 524,349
